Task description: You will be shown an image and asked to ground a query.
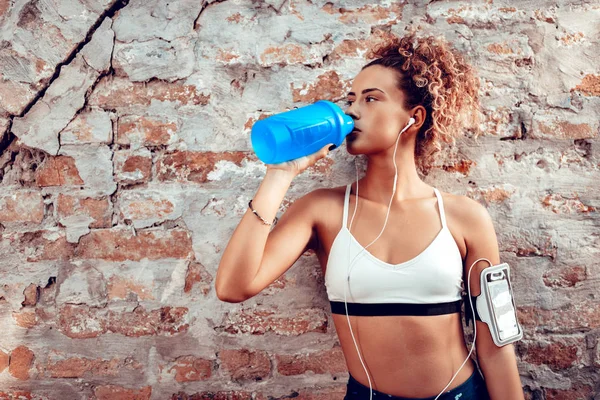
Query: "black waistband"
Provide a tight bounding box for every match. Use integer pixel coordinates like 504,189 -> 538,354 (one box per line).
330,300 -> 462,316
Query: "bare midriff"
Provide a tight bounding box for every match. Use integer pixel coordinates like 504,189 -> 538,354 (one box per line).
331,312 -> 475,397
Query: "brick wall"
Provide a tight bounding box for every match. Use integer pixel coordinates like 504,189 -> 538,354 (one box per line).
0,1 -> 599,399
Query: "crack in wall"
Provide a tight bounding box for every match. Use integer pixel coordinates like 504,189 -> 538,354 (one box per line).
193,0 -> 229,31
0,0 -> 131,160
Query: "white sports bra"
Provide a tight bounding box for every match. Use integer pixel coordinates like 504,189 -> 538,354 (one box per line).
324,184 -> 465,316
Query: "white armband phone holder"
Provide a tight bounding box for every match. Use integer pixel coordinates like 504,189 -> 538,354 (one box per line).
467,262 -> 524,347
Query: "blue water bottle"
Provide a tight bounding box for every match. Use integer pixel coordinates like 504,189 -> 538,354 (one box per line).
250,100 -> 354,165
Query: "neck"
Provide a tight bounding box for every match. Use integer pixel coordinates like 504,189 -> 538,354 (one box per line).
356,141 -> 429,205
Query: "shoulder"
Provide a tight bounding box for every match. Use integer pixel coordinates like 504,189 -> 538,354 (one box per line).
292,185 -> 346,220
303,184 -> 347,203
439,190 -> 496,241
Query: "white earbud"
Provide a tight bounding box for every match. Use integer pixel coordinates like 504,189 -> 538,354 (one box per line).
398,117 -> 416,136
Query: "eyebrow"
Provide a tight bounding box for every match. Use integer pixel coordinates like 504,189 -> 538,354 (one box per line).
347,88 -> 385,96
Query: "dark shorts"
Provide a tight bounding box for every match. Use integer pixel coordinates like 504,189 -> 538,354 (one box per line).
344,368 -> 490,400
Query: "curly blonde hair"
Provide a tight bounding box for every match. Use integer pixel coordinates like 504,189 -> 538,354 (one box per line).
363,31 -> 482,175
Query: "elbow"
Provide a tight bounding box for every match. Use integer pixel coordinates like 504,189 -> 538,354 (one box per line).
215,283 -> 252,303
216,292 -> 246,303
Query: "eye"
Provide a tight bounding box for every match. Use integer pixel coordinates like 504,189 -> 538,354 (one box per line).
345,96 -> 376,106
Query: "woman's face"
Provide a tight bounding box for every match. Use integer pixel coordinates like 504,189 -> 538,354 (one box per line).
344,64 -> 413,154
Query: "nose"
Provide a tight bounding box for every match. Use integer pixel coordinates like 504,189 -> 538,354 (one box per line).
345,105 -> 359,120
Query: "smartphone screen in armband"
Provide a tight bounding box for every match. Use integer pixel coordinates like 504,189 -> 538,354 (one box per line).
487,275 -> 520,341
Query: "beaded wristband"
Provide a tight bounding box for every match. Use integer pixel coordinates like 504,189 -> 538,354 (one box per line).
248,199 -> 278,226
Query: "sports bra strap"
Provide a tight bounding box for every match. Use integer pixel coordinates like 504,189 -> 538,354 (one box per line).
343,183 -> 351,229
433,188 -> 447,229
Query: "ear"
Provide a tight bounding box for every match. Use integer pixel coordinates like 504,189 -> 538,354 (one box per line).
409,106 -> 427,130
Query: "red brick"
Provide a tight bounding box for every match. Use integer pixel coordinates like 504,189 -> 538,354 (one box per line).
114,151 -> 152,184
216,49 -> 240,64
12,310 -> 39,328
322,3 -> 404,24
441,159 -> 475,175
259,43 -> 308,66
503,234 -> 557,260
468,187 -> 513,205
170,388 -> 345,400
76,228 -> 194,262
535,120 -> 595,140
518,301 -> 600,333
479,107 -> 512,137
327,29 -> 397,63
170,391 -> 262,400
0,0 -> 9,18
0,391 -> 36,400
169,356 -> 213,382
21,283 -> 39,307
8,230 -> 77,262
219,349 -> 271,381
222,307 -> 328,336
35,156 -> 84,186
328,39 -> 369,61
111,306 -> 188,337
545,383 -> 593,400
487,42 -> 514,55
89,77 -> 210,109
118,194 -> 175,223
559,32 -> 585,46
184,261 -> 213,296
259,275 -> 292,296
59,109 -> 112,144
58,304 -> 107,339
291,71 -> 350,103
226,12 -> 243,23
522,339 -> 582,370
0,349 -> 8,373
572,74 -> 600,96
156,151 -> 249,183
0,79 -> 35,116
57,195 -> 112,228
58,304 -> 189,338
0,191 -> 44,223
107,276 -> 154,301
243,113 -> 271,132
42,356 -> 143,378
116,115 -> 178,146
292,385 -> 347,400
543,266 -> 587,288
9,346 -> 35,380
276,346 -> 347,376
93,385 -> 151,400
541,193 -> 596,214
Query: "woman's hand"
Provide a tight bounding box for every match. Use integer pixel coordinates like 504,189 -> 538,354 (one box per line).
266,143 -> 336,177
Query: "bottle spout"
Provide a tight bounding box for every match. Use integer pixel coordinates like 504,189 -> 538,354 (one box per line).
341,114 -> 354,136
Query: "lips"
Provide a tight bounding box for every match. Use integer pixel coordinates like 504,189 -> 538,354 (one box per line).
348,128 -> 361,141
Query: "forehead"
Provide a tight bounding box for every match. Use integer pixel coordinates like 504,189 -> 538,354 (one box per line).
349,64 -> 402,96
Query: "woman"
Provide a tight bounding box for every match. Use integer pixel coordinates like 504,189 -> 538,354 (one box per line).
216,32 -> 524,400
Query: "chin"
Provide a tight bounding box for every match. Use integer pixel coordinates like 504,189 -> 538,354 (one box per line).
345,140 -> 362,155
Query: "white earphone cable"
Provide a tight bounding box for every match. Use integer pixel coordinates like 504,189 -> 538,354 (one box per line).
344,119 -> 412,400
